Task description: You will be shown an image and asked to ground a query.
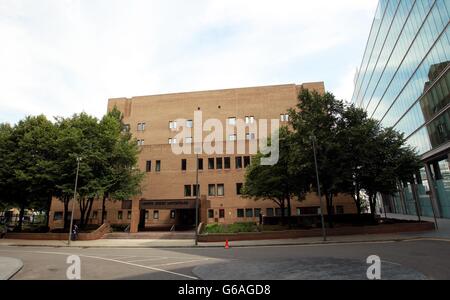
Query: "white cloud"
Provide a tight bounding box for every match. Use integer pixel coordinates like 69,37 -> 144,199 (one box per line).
0,0 -> 378,123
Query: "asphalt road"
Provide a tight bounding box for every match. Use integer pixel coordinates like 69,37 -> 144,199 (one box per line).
1,239 -> 449,280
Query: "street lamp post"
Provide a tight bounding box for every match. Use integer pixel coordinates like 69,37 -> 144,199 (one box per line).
68,157 -> 81,246
311,135 -> 327,242
195,152 -> 199,246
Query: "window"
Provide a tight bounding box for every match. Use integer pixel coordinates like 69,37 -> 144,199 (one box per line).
254,208 -> 261,217
122,124 -> 130,133
208,184 -> 216,196
208,210 -> 214,219
186,120 -> 193,128
155,160 -> 161,172
229,134 -> 237,141
53,212 -> 63,221
217,184 -> 225,196
168,138 -> 177,145
235,157 -> 243,169
171,210 -> 176,219
198,158 -> 204,170
228,117 -> 236,126
266,208 -> 274,217
118,211 -> 123,220
137,139 -> 145,146
245,116 -> 255,124
237,209 -> 244,218
146,161 -> 152,173
219,209 -> 225,219
193,185 -> 200,197
127,211 -> 132,220
246,133 -> 255,140
244,156 -> 251,168
184,185 -> 192,197
236,183 -> 243,195
169,121 -> 177,130
281,114 -> 289,122
137,122 -> 146,131
182,159 -> 187,171
145,210 -> 149,220
102,211 -> 107,220
153,210 -> 159,219
246,209 -> 254,218
208,158 -> 215,170
185,137 -> 193,144
336,206 -> 345,215
216,157 -> 223,169
92,211 -> 98,219
224,157 -> 231,169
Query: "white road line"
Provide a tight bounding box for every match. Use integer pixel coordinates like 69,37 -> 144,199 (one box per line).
109,256 -> 138,260
382,260 -> 402,266
126,257 -> 169,263
0,249 -> 198,280
151,258 -> 212,268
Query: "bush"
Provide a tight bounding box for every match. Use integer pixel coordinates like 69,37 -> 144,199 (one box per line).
203,222 -> 258,234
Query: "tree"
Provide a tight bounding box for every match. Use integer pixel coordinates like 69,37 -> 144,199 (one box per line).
242,127 -> 308,225
4,116 -> 58,231
54,110 -> 144,229
289,89 -> 347,227
337,105 -> 381,215
358,127 -> 421,220
0,123 -> 14,211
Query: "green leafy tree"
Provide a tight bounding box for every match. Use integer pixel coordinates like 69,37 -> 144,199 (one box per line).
4,116 -> 58,231
289,89 -> 347,227
242,128 -> 308,224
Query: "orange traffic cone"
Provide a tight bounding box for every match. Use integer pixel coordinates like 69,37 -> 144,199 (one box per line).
225,240 -> 230,249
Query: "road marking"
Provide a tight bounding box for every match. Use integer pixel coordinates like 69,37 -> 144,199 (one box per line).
109,256 -> 138,260
126,257 -> 169,263
382,260 -> 402,266
0,249 -> 198,280
151,258 -> 212,268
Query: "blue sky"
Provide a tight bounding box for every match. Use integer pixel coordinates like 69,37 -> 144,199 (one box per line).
0,0 -> 378,124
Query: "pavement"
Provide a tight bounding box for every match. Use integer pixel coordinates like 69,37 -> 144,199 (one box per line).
0,257 -> 23,280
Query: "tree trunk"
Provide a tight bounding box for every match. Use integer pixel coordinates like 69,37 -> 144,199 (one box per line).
355,189 -> 362,216
63,197 -> 69,230
101,194 -> 107,224
45,195 -> 52,229
85,197 -> 95,228
325,193 -> 334,228
368,193 -> 377,223
286,196 -> 292,229
17,201 -> 26,232
280,200 -> 286,225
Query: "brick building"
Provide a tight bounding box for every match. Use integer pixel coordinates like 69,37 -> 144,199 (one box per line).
48,82 -> 357,232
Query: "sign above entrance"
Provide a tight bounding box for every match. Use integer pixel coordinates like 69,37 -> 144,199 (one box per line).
140,199 -> 196,210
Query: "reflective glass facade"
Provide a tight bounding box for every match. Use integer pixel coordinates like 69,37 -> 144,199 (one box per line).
353,0 -> 450,219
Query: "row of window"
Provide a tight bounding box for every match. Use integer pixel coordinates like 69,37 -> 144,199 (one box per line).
184,183 -> 243,197
207,206 -> 346,220
146,157 -> 251,173
132,114 -> 291,134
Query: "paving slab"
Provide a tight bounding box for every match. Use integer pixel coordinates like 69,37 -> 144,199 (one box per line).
0,257 -> 23,280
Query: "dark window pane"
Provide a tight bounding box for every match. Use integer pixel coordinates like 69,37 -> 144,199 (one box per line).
146,161 -> 152,172
237,209 -> 244,218
235,157 -> 243,169
184,185 -> 192,197
198,158 -> 204,170
236,183 -> 243,195
216,157 -> 223,169
182,159 -> 187,171
224,157 -> 231,169
266,208 -> 274,217
244,156 -> 251,168
156,161 -> 161,172
208,210 -> 214,219
219,209 -> 225,219
245,209 -> 253,218
208,158 -> 215,170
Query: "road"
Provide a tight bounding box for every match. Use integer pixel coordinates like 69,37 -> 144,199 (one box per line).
1,238 -> 449,280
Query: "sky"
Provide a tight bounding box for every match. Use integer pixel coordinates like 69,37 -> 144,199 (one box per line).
0,0 -> 378,124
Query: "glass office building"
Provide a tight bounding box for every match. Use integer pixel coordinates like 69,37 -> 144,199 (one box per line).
352,0 -> 450,219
